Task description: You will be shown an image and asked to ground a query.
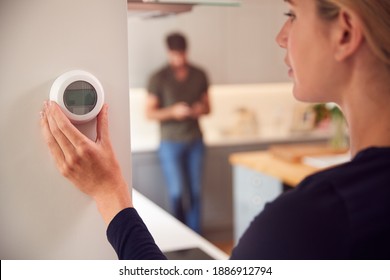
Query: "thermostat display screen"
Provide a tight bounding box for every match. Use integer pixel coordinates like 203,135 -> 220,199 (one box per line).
63,81 -> 97,115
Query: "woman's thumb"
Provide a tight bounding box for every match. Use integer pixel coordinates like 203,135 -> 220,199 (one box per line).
96,104 -> 110,143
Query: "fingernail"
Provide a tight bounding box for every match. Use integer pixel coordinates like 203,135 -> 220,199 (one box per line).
39,111 -> 44,119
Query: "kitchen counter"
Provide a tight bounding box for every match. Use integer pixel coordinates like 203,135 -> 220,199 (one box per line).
132,190 -> 228,260
229,144 -> 350,187
230,146 -> 336,241
205,129 -> 330,148
230,151 -> 318,187
230,145 -> 350,241
132,129 -> 331,153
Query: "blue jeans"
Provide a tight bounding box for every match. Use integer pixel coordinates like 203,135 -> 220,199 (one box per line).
158,138 -> 205,233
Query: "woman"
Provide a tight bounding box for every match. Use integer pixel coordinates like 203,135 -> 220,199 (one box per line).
40,0 -> 390,259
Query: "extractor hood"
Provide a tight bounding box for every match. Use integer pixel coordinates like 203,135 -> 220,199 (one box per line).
128,0 -> 240,19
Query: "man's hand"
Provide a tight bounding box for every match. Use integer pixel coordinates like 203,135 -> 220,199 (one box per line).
171,102 -> 192,120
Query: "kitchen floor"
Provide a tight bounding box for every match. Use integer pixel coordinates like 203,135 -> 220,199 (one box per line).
212,240 -> 234,256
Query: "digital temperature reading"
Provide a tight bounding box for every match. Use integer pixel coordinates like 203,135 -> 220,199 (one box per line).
50,70 -> 104,124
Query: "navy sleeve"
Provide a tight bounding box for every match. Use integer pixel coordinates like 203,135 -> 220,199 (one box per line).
106,207 -> 167,260
230,180 -> 350,260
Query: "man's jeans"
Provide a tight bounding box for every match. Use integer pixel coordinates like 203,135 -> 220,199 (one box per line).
158,138 -> 205,233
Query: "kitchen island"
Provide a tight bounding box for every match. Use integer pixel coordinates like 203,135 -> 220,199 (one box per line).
229,145 -> 350,243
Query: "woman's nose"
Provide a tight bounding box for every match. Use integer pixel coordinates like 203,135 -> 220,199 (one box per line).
276,21 -> 289,49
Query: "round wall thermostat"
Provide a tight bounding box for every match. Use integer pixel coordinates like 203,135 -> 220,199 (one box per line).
50,70 -> 104,124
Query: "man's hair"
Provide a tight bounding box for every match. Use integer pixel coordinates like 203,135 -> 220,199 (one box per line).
166,33 -> 187,51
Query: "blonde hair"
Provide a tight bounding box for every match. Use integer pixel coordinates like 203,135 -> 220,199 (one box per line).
316,0 -> 390,67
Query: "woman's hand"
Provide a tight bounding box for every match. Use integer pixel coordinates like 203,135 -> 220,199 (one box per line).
40,101 -> 132,225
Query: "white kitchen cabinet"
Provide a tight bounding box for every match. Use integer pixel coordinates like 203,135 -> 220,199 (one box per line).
232,165 -> 283,244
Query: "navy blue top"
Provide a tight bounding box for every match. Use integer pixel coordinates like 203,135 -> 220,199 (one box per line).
107,147 -> 390,260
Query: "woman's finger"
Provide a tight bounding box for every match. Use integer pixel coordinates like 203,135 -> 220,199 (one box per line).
40,107 -> 66,170
49,101 -> 92,147
96,104 -> 110,144
45,102 -> 77,162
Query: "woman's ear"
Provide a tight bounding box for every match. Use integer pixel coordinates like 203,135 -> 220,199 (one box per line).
332,9 -> 364,61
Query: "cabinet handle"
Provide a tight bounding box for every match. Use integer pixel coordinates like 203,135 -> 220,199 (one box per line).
251,195 -> 262,206
250,176 -> 262,187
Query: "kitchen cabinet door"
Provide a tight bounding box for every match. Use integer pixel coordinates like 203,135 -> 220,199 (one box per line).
233,165 -> 283,244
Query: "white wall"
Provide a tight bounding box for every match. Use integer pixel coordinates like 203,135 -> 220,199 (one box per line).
0,0 -> 130,259
127,0 -> 289,87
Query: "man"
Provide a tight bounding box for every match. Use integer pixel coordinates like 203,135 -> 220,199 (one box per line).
145,32 -> 210,233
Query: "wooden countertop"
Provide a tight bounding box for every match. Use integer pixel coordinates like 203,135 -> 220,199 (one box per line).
229,151 -> 319,187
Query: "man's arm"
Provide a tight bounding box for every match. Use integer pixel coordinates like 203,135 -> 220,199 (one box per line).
191,92 -> 211,119
145,94 -> 192,121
